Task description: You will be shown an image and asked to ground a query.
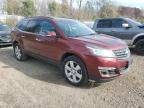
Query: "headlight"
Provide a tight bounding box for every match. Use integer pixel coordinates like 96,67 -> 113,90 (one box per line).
126,47 -> 131,58
86,45 -> 116,58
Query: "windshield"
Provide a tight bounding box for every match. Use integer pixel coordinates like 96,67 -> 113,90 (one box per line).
127,18 -> 142,26
0,25 -> 10,31
55,19 -> 96,37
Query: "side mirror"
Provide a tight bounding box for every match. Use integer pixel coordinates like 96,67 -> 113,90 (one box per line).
122,23 -> 130,28
47,31 -> 57,37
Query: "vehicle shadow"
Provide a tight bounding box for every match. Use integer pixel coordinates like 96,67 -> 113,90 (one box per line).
0,47 -> 99,89
129,47 -> 143,57
129,48 -> 135,55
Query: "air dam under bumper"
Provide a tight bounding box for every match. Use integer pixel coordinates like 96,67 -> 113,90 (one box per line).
85,55 -> 133,83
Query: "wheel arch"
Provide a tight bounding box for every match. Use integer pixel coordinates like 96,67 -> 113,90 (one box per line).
132,33 -> 144,45
61,52 -> 88,72
61,52 -> 85,64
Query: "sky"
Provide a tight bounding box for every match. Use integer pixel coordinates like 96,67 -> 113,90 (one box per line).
70,0 -> 144,9
112,0 -> 144,8
0,0 -> 144,9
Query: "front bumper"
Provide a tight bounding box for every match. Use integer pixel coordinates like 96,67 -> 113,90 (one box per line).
0,42 -> 12,46
85,55 -> 133,83
0,37 -> 12,46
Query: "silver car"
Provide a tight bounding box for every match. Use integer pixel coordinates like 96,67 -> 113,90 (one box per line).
0,24 -> 12,46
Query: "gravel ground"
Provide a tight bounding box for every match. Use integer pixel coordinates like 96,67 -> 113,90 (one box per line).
0,47 -> 144,108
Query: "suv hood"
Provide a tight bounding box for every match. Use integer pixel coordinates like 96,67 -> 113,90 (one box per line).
72,34 -> 127,50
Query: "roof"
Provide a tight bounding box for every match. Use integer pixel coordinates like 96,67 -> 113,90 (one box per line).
96,17 -> 130,20
24,16 -> 75,21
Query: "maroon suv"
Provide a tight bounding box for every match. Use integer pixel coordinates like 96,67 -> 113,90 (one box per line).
11,17 -> 132,86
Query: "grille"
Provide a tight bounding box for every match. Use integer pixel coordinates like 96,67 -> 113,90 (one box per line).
113,48 -> 130,59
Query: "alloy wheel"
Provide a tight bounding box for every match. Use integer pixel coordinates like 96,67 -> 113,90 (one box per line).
65,61 -> 82,83
15,45 -> 22,60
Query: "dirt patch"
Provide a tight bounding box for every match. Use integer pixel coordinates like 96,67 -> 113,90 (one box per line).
0,47 -> 144,108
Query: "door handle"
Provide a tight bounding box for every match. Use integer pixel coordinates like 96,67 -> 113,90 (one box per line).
36,38 -> 42,42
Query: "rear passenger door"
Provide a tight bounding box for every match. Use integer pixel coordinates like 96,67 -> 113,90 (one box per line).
96,19 -> 113,36
22,20 -> 39,54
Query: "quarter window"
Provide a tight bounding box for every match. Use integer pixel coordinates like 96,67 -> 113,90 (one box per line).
17,20 -> 28,31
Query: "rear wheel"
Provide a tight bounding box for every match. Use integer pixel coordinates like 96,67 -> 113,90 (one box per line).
13,43 -> 28,61
62,56 -> 88,86
135,39 -> 144,55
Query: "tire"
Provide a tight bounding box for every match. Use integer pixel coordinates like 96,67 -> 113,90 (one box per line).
13,43 -> 28,61
62,56 -> 88,86
135,39 -> 144,55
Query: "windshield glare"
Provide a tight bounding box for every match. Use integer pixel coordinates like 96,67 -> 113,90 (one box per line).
55,20 -> 96,37
0,25 -> 10,31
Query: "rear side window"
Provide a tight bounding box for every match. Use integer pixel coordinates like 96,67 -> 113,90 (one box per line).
112,19 -> 127,28
97,20 -> 112,28
26,20 -> 39,33
17,20 -> 28,31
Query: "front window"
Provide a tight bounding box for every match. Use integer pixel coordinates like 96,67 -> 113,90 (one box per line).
112,19 -> 129,28
55,19 -> 96,37
0,25 -> 10,31
38,21 -> 56,35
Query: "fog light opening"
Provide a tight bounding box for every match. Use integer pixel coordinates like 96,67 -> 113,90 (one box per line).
98,67 -> 117,77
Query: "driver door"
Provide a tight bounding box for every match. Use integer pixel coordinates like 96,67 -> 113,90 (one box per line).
35,20 -> 62,61
111,19 -> 133,40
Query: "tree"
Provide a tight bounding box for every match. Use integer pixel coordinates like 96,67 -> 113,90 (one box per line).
6,0 -> 20,15
49,1 -> 57,16
99,0 -> 118,18
20,0 -> 36,17
60,0 -> 70,17
76,0 -> 83,19
83,0 -> 95,19
60,0 -> 69,16
69,0 -> 74,8
76,0 -> 83,11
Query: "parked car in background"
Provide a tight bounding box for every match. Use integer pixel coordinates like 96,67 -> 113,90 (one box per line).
83,21 -> 94,29
93,18 -> 144,55
11,17 -> 132,86
0,24 -> 12,46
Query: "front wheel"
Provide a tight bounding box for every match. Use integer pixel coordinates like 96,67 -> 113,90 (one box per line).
135,39 -> 144,55
62,56 -> 88,86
